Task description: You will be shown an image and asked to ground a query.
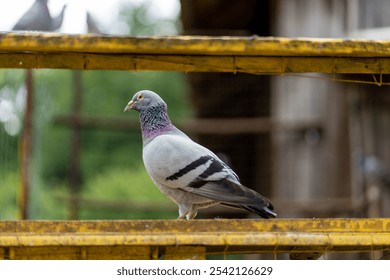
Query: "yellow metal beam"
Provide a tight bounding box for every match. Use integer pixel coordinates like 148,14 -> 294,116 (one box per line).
1,32 -> 390,74
2,33 -> 390,56
0,219 -> 389,259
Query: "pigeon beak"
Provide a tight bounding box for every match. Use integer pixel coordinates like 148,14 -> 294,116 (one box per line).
124,100 -> 135,112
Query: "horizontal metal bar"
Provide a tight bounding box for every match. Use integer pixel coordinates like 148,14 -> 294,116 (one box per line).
3,219 -> 389,234
1,232 -> 389,249
0,219 -> 389,247
1,33 -> 390,73
1,53 -> 390,74
1,219 -> 389,259
1,33 -> 390,57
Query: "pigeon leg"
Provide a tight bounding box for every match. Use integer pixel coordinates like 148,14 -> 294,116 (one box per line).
177,204 -> 190,219
177,204 -> 198,219
186,206 -> 198,219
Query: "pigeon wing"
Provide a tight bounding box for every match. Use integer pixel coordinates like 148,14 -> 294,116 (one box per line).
182,179 -> 276,218
143,132 -> 276,218
143,132 -> 234,189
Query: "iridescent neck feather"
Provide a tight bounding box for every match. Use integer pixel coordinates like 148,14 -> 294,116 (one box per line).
139,103 -> 174,142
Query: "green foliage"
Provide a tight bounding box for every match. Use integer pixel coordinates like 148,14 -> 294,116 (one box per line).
83,166 -> 162,201
0,70 -> 25,91
0,171 -> 18,219
79,166 -> 177,219
0,129 -> 19,173
119,0 -> 181,35
32,182 -> 69,220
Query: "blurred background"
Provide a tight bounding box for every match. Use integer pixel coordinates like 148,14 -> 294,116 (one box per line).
1,0 -> 390,222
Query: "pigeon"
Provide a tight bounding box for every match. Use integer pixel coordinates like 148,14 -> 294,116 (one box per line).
124,90 -> 276,219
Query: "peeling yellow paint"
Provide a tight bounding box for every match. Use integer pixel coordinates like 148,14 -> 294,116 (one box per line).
0,219 -> 389,259
0,33 -> 390,73
1,33 -> 390,56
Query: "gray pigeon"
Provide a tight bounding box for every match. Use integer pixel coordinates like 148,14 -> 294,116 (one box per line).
124,90 -> 276,219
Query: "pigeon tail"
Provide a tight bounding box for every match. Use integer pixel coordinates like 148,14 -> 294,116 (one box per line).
218,179 -> 277,219
240,204 -> 277,219
188,178 -> 278,219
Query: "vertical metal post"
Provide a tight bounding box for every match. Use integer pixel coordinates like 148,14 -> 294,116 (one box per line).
19,69 -> 34,220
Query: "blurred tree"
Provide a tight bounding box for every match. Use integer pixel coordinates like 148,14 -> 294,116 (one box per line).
119,0 -> 181,35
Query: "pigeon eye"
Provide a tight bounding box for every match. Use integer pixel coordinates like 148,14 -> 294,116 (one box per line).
137,95 -> 144,100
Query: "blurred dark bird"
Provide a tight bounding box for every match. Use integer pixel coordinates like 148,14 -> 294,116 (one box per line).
12,0 -> 66,31
86,11 -> 102,34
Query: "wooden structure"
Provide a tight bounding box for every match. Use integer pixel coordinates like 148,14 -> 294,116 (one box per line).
0,219 -> 389,260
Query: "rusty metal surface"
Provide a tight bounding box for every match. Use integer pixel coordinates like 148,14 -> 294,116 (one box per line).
0,219 -> 390,259
0,33 -> 390,74
1,33 -> 390,56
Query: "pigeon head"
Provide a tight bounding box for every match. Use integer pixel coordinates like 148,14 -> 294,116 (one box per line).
124,90 -> 173,143
124,90 -> 167,113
